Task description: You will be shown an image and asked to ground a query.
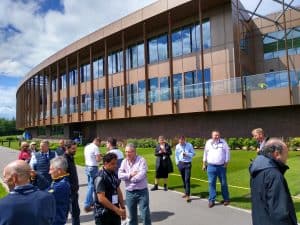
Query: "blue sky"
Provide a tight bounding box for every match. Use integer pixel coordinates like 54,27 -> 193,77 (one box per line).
0,0 -> 299,119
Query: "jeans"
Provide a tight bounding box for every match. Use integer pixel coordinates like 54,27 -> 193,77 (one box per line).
177,162 -> 192,196
207,164 -> 230,202
69,192 -> 80,225
126,188 -> 152,225
84,166 -> 98,208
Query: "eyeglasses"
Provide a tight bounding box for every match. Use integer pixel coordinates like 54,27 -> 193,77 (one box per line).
22,146 -> 29,148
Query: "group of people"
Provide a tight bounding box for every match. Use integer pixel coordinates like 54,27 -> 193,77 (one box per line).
0,128 -> 298,225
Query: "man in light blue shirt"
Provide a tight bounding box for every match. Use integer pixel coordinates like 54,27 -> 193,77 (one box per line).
175,136 -> 195,202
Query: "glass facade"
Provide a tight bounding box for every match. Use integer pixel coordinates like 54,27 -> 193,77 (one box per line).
94,89 -> 106,110
148,34 -> 168,64
93,57 -> 104,78
81,94 -> 91,112
108,50 -> 123,75
69,69 -> 77,86
263,26 -> 300,60
80,63 -> 91,83
172,19 -> 211,58
148,77 -> 159,103
70,96 -> 77,113
126,43 -> 145,69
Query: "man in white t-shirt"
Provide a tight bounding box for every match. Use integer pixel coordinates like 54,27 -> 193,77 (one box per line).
84,137 -> 102,212
202,130 -> 230,208
106,137 -> 124,176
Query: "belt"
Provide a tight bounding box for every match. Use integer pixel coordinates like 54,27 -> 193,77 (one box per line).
179,161 -> 191,164
208,163 -> 224,166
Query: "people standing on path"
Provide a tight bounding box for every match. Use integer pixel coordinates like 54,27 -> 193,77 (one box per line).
0,160 -> 56,225
49,156 -> 71,225
18,141 -> 31,163
84,137 -> 102,212
202,130 -> 230,208
151,135 -> 173,191
106,137 -> 124,175
64,141 -> 80,225
252,128 -> 270,154
249,138 -> 298,225
175,136 -> 195,202
56,139 -> 66,156
118,143 -> 152,225
29,140 -> 57,190
94,153 -> 126,225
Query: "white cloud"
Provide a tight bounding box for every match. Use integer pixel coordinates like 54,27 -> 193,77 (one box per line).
0,0 -> 157,79
0,86 -> 17,119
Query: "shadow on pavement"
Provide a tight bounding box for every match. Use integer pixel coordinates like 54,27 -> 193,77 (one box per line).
150,211 -> 175,222
67,214 -> 94,223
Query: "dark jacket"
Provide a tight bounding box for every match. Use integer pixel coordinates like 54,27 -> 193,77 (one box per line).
155,143 -> 173,173
49,176 -> 71,225
64,153 -> 79,193
249,155 -> 297,225
0,184 -> 56,225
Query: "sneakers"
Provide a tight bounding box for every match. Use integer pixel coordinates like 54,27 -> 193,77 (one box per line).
84,205 -> 94,213
150,184 -> 158,191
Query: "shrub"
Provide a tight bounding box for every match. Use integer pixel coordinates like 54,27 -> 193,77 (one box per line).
126,138 -> 157,148
288,137 -> 300,151
186,137 -> 206,149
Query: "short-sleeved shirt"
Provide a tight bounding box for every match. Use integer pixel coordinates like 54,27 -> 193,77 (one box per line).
84,143 -> 100,166
94,168 -> 120,211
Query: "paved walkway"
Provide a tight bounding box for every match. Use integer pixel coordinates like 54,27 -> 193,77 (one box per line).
0,146 -> 252,225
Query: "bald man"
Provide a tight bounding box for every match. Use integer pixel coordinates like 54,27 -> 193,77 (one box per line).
0,160 -> 56,225
249,139 -> 298,225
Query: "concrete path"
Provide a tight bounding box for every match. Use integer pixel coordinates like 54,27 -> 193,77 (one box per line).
0,146 -> 252,225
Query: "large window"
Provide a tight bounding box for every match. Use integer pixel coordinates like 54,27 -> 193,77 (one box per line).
108,50 -> 123,75
60,74 -> 66,90
173,73 -> 183,100
160,76 -> 170,101
148,78 -> 159,103
148,34 -> 168,64
197,68 -> 211,96
127,83 -> 138,106
172,19 -> 211,58
138,80 -> 146,104
69,69 -> 77,86
81,94 -> 91,112
184,71 -> 196,98
60,98 -> 67,115
93,57 -> 104,78
263,26 -> 300,60
70,97 -> 77,113
80,63 -> 90,83
52,79 -> 57,92
94,89 -> 105,110
126,43 -> 145,69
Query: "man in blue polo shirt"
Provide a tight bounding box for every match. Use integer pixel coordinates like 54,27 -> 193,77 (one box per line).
0,160 -> 55,225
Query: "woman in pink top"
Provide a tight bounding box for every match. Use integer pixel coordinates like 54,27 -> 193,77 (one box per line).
18,141 -> 31,163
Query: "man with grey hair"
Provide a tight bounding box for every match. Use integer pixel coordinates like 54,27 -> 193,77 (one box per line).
118,143 -> 152,225
49,156 -> 71,225
30,139 -> 57,190
0,160 -> 55,225
251,128 -> 270,153
249,138 -> 297,225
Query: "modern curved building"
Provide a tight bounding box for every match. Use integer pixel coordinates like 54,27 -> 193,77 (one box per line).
16,0 -> 300,140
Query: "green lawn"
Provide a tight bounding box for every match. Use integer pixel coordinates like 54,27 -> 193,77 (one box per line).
0,183 -> 7,198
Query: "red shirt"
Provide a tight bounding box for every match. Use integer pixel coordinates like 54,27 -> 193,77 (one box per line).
18,150 -> 31,162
